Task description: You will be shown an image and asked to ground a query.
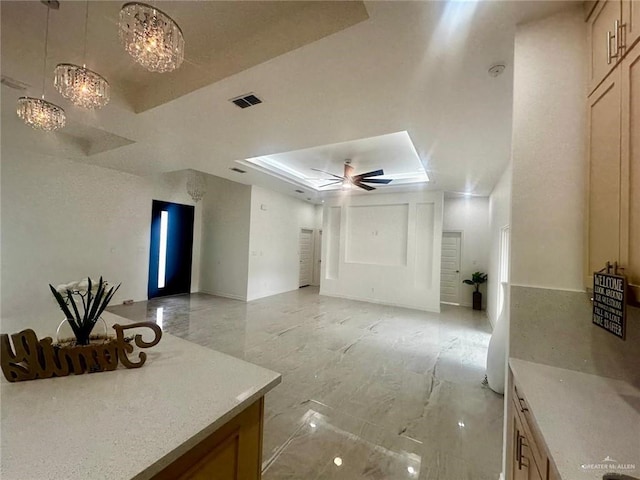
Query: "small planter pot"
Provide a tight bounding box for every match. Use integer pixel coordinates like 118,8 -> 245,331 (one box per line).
472,291 -> 483,310
53,337 -> 120,374
56,317 -> 108,345
54,318 -> 116,373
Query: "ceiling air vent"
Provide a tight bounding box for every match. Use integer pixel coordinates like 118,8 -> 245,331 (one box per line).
230,167 -> 246,174
230,93 -> 262,109
1,75 -> 29,91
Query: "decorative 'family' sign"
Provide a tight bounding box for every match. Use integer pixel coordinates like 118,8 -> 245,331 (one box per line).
0,322 -> 162,382
593,272 -> 626,339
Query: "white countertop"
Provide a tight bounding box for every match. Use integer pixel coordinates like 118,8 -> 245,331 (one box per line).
510,358 -> 640,480
0,312 -> 281,480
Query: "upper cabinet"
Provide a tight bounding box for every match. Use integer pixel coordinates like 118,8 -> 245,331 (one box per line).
619,45 -> 640,301
623,0 -> 640,52
588,0 -> 623,93
585,1 -> 639,304
588,0 -> 640,94
586,68 -> 622,286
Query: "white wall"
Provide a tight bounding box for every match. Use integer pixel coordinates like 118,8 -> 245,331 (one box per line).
320,190 -> 444,312
0,147 -> 202,337
443,196 -> 490,308
510,7 -> 587,292
199,174 -> 252,300
487,165 -> 512,327
246,186 -> 319,301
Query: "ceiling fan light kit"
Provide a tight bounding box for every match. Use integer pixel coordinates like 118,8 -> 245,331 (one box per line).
312,160 -> 392,192
118,2 -> 185,73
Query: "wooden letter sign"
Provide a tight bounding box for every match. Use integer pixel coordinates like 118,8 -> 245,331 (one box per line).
0,322 -> 162,382
592,272 -> 626,339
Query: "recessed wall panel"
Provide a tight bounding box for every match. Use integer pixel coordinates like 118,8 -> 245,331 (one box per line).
346,204 -> 408,266
415,202 -> 435,288
327,207 -> 341,279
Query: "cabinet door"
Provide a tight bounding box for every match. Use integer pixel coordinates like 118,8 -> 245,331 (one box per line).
152,399 -> 264,480
620,45 -> 640,301
511,409 -> 544,480
623,0 -> 640,51
589,0 -> 624,93
586,69 -> 622,288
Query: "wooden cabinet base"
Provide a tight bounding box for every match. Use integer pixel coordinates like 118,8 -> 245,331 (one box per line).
507,372 -> 561,480
152,398 -> 264,480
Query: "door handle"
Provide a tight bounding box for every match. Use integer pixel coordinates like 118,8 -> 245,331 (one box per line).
456,270 -> 460,273
517,434 -> 528,470
608,19 -> 623,64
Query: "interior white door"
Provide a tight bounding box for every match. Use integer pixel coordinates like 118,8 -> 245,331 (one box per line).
299,229 -> 314,287
441,231 -> 462,304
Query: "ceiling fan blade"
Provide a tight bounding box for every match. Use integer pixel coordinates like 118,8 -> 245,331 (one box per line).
352,169 -> 384,181
360,178 -> 392,184
311,168 -> 343,180
354,182 -> 375,191
319,180 -> 342,188
344,163 -> 355,178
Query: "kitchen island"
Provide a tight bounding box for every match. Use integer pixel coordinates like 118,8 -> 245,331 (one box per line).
0,312 -> 281,480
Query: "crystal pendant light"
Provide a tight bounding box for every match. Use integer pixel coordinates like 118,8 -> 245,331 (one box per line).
186,170 -> 206,203
17,3 -> 66,131
118,3 -> 185,73
54,2 -> 110,109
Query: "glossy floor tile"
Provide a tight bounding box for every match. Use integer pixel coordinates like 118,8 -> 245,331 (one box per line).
109,287 -> 504,479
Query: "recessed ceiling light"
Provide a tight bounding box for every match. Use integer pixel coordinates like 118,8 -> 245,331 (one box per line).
488,64 -> 506,77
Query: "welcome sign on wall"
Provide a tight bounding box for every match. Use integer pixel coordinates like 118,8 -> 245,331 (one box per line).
592,272 -> 626,339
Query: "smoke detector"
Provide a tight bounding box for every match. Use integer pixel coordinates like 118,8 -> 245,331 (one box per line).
488,64 -> 506,77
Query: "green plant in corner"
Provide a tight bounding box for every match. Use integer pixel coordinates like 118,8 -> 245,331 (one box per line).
463,272 -> 488,292
463,272 -> 487,311
49,276 -> 121,345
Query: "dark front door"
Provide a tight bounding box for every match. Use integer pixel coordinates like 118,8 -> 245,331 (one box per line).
148,200 -> 195,299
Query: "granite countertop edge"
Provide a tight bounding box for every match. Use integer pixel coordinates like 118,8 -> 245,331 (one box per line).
509,357 -> 640,480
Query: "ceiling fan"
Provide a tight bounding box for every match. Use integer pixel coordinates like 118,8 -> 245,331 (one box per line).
312,160 -> 392,191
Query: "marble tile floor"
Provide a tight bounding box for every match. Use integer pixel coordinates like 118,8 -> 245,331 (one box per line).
108,287 -> 504,479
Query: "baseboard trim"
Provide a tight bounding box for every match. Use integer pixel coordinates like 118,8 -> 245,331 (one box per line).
510,283 -> 586,293
246,287 -> 299,302
199,289 -> 247,302
320,291 -> 440,313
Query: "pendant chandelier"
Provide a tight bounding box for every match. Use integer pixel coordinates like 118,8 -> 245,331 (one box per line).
186,170 -> 206,203
17,3 -> 65,131
118,2 -> 185,73
54,2 -> 110,109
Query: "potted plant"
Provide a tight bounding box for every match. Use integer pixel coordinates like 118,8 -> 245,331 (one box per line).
463,272 -> 488,310
49,276 -> 120,345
